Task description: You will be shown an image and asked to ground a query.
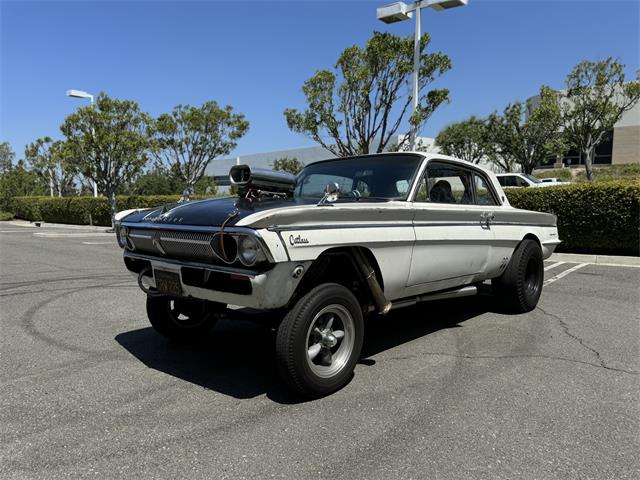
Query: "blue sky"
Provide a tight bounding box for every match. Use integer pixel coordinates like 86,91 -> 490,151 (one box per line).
1,0 -> 638,161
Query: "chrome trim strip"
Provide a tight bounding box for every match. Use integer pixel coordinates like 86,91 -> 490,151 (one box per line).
268,221 -> 555,232
123,251 -> 261,278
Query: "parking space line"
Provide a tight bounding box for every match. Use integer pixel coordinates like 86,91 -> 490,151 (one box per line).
82,241 -> 114,245
544,261 -> 565,272
544,263 -> 587,286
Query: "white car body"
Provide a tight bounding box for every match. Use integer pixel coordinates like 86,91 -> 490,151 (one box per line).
496,172 -> 570,188
116,153 -> 561,311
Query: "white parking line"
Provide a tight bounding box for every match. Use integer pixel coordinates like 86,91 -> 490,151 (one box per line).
33,232 -> 111,238
544,263 -> 587,286
544,261 -> 565,272
82,241 -> 114,245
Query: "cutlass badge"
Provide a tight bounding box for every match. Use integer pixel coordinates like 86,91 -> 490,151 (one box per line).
289,234 -> 309,246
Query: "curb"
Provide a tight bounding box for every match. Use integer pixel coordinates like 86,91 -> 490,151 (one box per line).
6,220 -> 111,232
550,252 -> 640,268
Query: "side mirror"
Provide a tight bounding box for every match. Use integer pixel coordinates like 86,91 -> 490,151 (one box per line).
318,182 -> 340,205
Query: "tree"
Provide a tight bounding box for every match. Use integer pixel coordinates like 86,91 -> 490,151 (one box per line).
271,157 -> 304,175
24,137 -> 75,197
130,166 -> 182,195
61,93 -> 151,226
150,101 -> 248,199
487,86 -> 564,174
0,142 -> 15,174
284,31 -> 451,156
562,58 -> 640,181
0,160 -> 47,211
435,116 -> 491,164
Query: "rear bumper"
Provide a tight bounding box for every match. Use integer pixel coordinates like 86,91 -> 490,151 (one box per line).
124,252 -> 311,310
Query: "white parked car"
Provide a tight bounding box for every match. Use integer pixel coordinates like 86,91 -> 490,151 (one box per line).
115,153 -> 560,397
496,172 -> 570,188
540,177 -> 567,184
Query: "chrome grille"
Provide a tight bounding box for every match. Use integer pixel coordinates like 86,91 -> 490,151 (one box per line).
159,230 -> 214,262
127,228 -> 216,262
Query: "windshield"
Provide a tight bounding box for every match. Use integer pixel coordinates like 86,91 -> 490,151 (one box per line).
524,174 -> 541,183
294,154 -> 421,201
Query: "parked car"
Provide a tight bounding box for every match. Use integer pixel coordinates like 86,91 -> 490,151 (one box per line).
540,177 -> 566,184
114,153 -> 560,397
496,173 -> 570,188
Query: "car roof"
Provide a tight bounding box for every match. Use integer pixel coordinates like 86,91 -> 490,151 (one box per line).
305,151 -> 497,176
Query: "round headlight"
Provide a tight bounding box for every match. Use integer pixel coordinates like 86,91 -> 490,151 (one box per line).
238,235 -> 264,266
116,226 -> 128,249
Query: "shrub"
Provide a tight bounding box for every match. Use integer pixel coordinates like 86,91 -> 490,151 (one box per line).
0,211 -> 14,221
9,195 -> 223,227
505,180 -> 640,256
575,163 -> 640,183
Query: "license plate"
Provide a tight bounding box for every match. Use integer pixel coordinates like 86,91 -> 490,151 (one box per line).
154,269 -> 183,296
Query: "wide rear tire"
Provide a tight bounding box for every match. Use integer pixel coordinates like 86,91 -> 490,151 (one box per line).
276,283 -> 364,398
492,238 -> 544,313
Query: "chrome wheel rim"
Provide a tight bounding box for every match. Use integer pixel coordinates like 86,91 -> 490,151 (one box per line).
305,304 -> 355,378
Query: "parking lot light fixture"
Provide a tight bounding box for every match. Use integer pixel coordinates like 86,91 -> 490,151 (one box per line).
66,89 -> 98,197
66,89 -> 94,105
376,0 -> 468,150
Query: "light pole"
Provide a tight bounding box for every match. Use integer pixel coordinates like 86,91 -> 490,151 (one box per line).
66,89 -> 98,197
377,0 -> 468,150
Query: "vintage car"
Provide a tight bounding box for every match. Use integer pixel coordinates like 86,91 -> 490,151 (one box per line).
114,153 -> 560,397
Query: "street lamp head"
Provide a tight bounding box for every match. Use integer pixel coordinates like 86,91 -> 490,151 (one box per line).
377,2 -> 413,24
66,89 -> 93,99
428,0 -> 468,12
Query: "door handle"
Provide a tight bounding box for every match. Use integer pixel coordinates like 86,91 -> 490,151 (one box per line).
480,211 -> 494,227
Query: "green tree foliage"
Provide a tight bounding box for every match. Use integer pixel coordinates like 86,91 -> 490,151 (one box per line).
562,58 -> 640,181
284,31 -> 451,156
149,101 -> 248,199
435,116 -> 491,164
0,160 -> 47,211
194,175 -> 217,195
487,86 -> 564,174
60,93 -> 151,226
0,142 -> 15,174
130,167 -> 182,195
24,137 -> 75,197
271,157 -> 304,175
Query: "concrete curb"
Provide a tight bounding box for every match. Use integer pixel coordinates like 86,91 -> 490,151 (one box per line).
6,220 -> 111,232
550,252 -> 640,268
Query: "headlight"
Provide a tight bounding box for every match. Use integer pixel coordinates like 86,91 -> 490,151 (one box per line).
116,225 -> 128,249
238,235 -> 266,267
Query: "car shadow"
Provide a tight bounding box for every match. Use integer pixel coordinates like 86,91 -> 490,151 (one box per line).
115,293 -> 499,404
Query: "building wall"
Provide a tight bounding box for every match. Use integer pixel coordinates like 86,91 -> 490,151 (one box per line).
612,125 -> 640,164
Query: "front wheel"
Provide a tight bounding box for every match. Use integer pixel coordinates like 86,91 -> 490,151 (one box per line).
492,238 -> 544,313
276,283 -> 364,398
146,295 -> 222,342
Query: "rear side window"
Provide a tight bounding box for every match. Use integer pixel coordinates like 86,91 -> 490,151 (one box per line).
473,173 -> 498,205
415,161 -> 499,206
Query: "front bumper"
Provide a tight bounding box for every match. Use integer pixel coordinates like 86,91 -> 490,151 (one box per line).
124,252 -> 311,310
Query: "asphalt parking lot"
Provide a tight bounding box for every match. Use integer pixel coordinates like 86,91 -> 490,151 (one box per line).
1,222 -> 638,480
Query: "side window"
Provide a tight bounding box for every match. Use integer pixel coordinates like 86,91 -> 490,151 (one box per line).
497,176 -> 507,187
504,175 -> 517,187
421,162 -> 474,205
515,176 -> 529,187
473,173 -> 498,206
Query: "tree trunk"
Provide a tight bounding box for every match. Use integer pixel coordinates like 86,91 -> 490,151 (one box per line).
107,189 -> 118,228
583,146 -> 595,181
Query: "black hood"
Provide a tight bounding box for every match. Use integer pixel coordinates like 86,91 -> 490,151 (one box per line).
120,196 -> 315,227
